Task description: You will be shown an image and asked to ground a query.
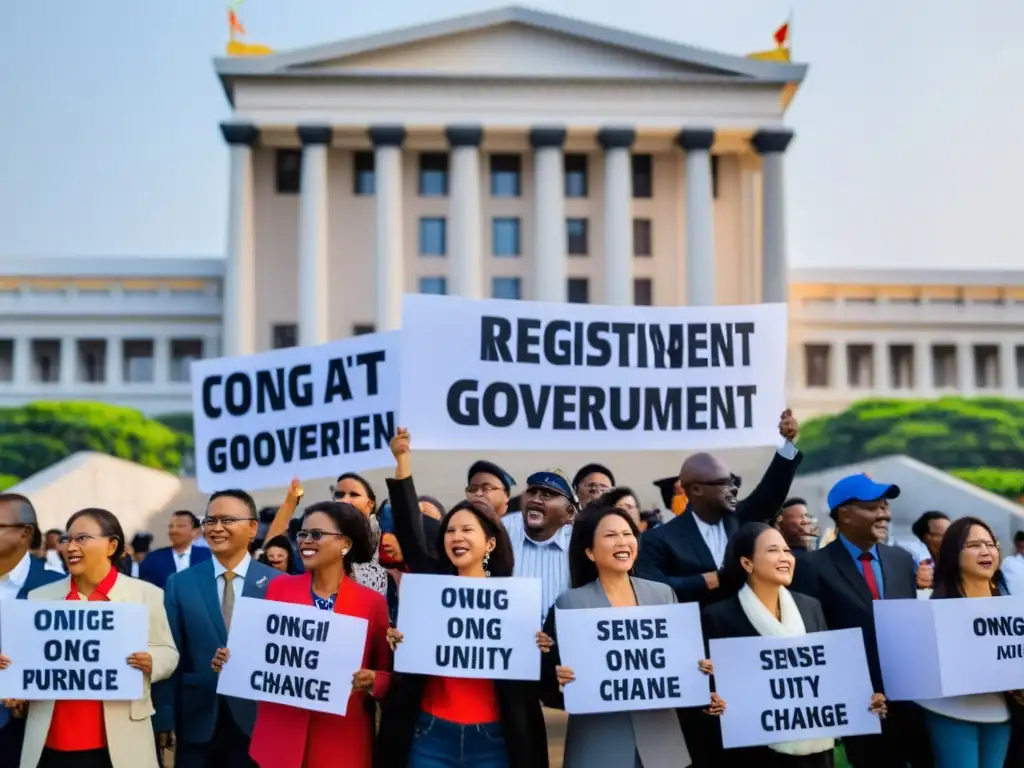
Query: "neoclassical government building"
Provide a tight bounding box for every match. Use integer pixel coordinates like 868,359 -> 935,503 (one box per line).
2,7 -> 1020,419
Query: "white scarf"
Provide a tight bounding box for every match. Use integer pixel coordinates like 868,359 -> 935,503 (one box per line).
737,584 -> 835,756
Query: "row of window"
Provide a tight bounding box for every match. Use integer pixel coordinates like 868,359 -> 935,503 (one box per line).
277,150 -> 720,200
418,217 -> 654,257
803,342 -> 1024,390
417,276 -> 653,305
0,338 -> 205,385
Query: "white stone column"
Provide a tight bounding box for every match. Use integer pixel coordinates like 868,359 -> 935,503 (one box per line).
446,126 -> 484,298
914,340 -> 931,392
598,127 -> 635,305
153,337 -> 170,384
530,127 -> 567,302
830,342 -> 847,390
60,337 -> 75,386
958,341 -> 975,393
369,126 -> 406,331
873,341 -> 888,391
678,128 -> 716,305
752,129 -> 795,304
13,337 -> 31,387
106,337 -> 123,386
220,123 -> 259,356
297,125 -> 332,346
1000,340 -> 1018,392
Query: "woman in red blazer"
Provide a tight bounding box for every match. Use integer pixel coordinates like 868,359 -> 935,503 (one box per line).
216,501 -> 392,768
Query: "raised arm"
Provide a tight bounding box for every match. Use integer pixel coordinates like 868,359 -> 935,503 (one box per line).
385,427 -> 439,574
737,409 -> 802,525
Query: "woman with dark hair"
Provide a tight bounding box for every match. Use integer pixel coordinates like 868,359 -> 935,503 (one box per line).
0,508 -> 178,768
538,505 -> 695,768
703,522 -> 886,767
330,472 -> 393,599
379,428 -> 549,768
593,487 -> 642,528
259,534 -> 299,574
216,501 -> 392,768
919,516 -> 1018,768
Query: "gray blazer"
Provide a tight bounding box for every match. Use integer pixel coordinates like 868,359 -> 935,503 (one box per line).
545,578 -> 692,768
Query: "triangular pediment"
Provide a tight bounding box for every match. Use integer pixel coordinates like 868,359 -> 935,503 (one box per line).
215,6 -> 807,86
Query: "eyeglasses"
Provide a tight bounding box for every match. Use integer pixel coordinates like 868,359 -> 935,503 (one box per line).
964,540 -> 999,552
698,477 -> 737,488
201,516 -> 253,529
295,530 -> 346,543
580,483 -> 611,495
59,534 -> 112,546
466,484 -> 503,495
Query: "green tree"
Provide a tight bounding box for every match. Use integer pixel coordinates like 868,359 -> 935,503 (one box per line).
0,474 -> 21,492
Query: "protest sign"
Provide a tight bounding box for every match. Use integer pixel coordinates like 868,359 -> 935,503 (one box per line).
554,603 -> 708,714
217,597 -> 368,716
875,595 -> 1024,700
710,628 -> 880,749
394,574 -> 542,680
399,294 -> 787,451
191,331 -> 399,491
0,601 -> 146,701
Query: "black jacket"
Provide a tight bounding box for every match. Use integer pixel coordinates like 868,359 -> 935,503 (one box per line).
702,590 -> 828,643
634,449 -> 802,604
374,475 -> 549,768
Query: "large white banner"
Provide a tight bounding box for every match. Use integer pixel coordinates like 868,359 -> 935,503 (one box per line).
710,628 -> 880,749
216,598 -> 367,716
399,295 -> 788,450
0,602 -> 147,701
554,603 -> 708,715
394,574 -> 542,681
875,596 -> 1024,700
191,332 -> 399,492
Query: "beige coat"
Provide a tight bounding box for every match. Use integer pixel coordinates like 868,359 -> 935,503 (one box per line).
19,574 -> 179,768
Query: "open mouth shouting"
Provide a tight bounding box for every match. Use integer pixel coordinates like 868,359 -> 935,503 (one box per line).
524,505 -> 546,527
65,553 -> 83,567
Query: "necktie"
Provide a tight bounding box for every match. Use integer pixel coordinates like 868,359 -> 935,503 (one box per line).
858,552 -> 881,600
222,571 -> 237,630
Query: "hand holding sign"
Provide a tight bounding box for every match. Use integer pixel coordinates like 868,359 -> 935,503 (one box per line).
0,655 -> 10,671
212,647 -> 230,673
127,652 -> 153,677
779,409 -> 799,442
352,669 -> 376,692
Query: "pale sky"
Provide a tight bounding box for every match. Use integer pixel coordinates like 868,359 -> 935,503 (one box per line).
1,0 -> 1021,269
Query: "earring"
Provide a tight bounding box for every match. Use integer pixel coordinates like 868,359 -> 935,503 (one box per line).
342,548 -> 349,556
483,551 -> 491,577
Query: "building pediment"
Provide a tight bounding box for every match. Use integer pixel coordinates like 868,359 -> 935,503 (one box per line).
215,5 -> 806,100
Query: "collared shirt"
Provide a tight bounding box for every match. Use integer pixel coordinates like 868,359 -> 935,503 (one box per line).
47,566 -> 119,752
502,513 -> 572,620
0,551 -> 33,602
1001,555 -> 1024,596
212,552 -> 251,605
173,544 -> 193,573
838,532 -> 885,599
693,515 -> 728,569
44,549 -> 64,573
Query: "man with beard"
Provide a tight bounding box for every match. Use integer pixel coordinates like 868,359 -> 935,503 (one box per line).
503,470 -> 576,620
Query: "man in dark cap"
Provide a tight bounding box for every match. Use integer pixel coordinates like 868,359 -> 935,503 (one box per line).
572,463 -> 615,508
790,474 -> 930,768
502,469 -> 575,619
466,460 -> 515,517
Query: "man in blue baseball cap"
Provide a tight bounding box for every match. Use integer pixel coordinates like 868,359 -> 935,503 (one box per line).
791,474 -> 932,768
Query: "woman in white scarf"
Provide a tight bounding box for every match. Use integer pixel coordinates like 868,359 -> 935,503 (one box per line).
701,522 -> 887,767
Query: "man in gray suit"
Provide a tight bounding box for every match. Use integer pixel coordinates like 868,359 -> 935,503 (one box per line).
155,489 -> 281,768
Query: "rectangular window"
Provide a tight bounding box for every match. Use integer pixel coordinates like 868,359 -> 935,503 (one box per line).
631,154 -> 653,199
31,339 -> 61,383
567,218 -> 588,256
0,339 -> 12,382
418,277 -> 447,295
353,152 -> 375,195
568,278 -> 589,304
804,344 -> 830,388
490,154 -> 521,197
493,218 -> 521,257
634,278 -> 653,306
419,218 -> 447,256
123,339 -> 154,383
419,153 -> 449,196
170,339 -> 204,383
492,277 -> 522,301
271,324 -> 298,350
633,219 -> 652,257
711,155 -> 720,199
564,153 -> 588,198
76,339 -> 107,384
353,324 -> 375,336
275,149 -> 302,195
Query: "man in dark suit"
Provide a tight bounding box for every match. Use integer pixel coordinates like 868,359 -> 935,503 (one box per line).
774,496 -> 816,563
155,489 -> 280,768
0,493 -> 65,764
140,510 -> 212,589
790,473 -> 933,768
633,409 -> 801,767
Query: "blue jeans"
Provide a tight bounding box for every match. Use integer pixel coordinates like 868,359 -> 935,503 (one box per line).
408,712 -> 509,768
925,710 -> 1011,768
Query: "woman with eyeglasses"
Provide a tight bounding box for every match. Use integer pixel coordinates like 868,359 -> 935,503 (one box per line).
919,516 -> 1019,768
214,500 -> 391,768
378,431 -> 549,768
0,508 -> 179,768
